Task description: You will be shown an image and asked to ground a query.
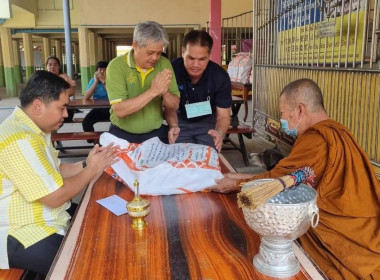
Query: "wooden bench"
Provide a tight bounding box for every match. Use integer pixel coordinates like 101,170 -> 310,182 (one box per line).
223,125 -> 255,166
52,132 -> 104,143
52,132 -> 105,158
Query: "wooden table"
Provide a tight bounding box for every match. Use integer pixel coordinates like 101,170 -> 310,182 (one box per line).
231,82 -> 252,122
67,98 -> 110,109
231,96 -> 244,127
47,156 -> 324,280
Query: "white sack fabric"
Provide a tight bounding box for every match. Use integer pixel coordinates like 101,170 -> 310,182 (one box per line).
100,133 -> 223,195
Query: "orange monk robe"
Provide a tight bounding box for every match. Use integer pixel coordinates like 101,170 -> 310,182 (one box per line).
252,119 -> 380,280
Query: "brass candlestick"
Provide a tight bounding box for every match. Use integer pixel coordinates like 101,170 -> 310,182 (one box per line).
126,179 -> 150,230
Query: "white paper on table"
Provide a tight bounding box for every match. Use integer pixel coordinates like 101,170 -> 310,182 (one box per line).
96,195 -> 128,216
100,132 -> 224,195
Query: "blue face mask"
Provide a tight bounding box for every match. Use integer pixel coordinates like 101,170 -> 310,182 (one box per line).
280,119 -> 298,138
280,109 -> 301,138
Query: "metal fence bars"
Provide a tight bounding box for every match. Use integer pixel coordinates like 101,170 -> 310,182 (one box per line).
251,0 -> 380,174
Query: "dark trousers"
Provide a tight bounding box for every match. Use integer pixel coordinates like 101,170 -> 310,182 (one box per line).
176,115 -> 216,149
109,123 -> 169,144
82,108 -> 110,132
7,203 -> 78,277
7,234 -> 63,277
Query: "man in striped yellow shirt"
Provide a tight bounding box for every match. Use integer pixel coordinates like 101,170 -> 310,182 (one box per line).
0,71 -> 118,276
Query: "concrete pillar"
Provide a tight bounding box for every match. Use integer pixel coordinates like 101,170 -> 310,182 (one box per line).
12,40 -> 22,84
73,43 -> 79,74
170,38 -> 175,59
102,40 -> 107,61
88,31 -> 96,76
42,37 -> 51,67
109,42 -> 113,59
54,40 -> 62,64
167,38 -> 172,59
0,41 -> 5,87
209,0 -> 222,65
22,33 -> 34,81
109,42 -> 113,60
78,27 -> 90,92
97,36 -> 104,61
107,41 -> 112,61
0,27 -> 17,96
172,39 -> 177,58
102,39 -> 107,61
176,33 -> 182,58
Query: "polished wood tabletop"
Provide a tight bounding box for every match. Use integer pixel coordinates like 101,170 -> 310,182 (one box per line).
47,156 -> 324,280
68,98 -> 110,109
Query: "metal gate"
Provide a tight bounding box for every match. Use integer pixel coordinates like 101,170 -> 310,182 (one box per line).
248,0 -> 380,174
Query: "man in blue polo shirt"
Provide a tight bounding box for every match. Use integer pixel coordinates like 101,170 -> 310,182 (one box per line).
171,30 -> 232,152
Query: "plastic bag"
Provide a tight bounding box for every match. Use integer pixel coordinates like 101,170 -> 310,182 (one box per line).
100,133 -> 223,195
227,52 -> 252,84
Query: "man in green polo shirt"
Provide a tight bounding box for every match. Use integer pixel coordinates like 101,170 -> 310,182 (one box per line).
106,21 -> 180,144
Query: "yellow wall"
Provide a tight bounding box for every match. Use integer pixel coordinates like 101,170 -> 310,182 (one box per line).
36,0 -> 79,27
79,0 -> 207,26
2,4 -> 35,28
222,0 -> 252,17
11,0 -> 38,14
6,0 -> 252,29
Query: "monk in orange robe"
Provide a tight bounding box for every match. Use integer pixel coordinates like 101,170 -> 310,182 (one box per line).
210,79 -> 380,280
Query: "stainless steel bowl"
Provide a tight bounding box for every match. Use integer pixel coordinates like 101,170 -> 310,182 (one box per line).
241,179 -> 319,278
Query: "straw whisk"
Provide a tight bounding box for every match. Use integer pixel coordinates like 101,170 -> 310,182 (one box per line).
237,167 -> 315,210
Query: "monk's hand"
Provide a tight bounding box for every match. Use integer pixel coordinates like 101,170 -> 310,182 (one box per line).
151,69 -> 172,97
168,126 -> 180,144
206,176 -> 240,193
208,129 -> 223,152
86,143 -> 120,174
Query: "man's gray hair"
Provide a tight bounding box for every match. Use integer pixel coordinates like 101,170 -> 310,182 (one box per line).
133,21 -> 169,48
280,78 -> 325,112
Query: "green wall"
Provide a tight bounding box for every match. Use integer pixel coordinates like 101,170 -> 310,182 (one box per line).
25,66 -> 34,81
0,66 -> 5,87
4,67 -> 17,97
80,66 -> 90,93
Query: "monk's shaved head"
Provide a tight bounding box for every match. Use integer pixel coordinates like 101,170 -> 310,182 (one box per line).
280,79 -> 325,113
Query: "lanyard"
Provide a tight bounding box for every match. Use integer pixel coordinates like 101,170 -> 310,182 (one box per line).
183,79 -> 210,105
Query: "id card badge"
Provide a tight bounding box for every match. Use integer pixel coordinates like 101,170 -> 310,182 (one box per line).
185,99 -> 212,118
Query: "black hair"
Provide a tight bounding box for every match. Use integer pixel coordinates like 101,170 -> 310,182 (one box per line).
96,61 -> 108,70
182,30 -> 213,53
45,56 -> 62,74
19,70 -> 70,108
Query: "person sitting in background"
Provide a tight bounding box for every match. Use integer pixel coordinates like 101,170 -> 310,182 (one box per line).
46,55 -> 77,122
171,30 -> 232,152
0,70 -> 118,276
82,61 -> 110,138
210,79 -> 380,280
106,21 -> 180,144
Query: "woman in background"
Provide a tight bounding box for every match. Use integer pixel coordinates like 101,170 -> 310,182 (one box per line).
46,56 -> 76,121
